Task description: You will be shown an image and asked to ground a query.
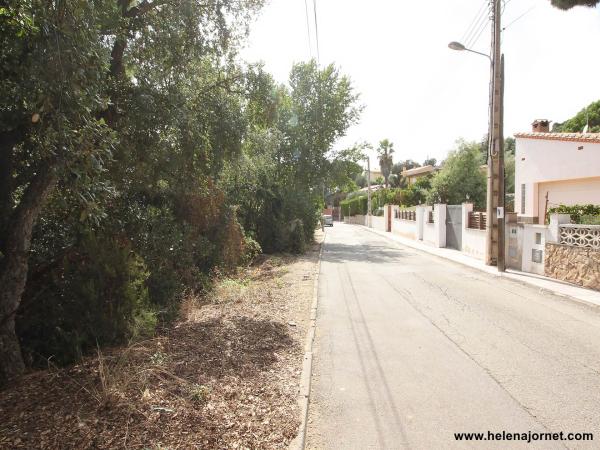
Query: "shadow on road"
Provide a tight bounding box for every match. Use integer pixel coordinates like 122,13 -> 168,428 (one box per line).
322,242 -> 417,264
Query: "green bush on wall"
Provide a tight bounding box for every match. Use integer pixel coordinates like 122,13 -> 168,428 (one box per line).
548,204 -> 600,224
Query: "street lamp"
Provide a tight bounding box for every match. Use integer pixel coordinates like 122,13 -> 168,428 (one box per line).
448,41 -> 491,61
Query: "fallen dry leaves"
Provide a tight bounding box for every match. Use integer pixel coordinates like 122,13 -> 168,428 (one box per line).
0,234 -> 322,449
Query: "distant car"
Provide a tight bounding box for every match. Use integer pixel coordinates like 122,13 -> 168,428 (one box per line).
323,214 -> 334,227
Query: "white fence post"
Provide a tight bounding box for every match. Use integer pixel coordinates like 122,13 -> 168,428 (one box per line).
416,206 -> 426,240
548,213 -> 572,243
435,204 -> 446,248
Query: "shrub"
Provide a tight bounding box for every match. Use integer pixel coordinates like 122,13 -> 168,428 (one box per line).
288,219 -> 306,254
242,235 -> 262,264
547,204 -> 600,224
219,207 -> 246,270
17,233 -> 154,367
580,215 -> 600,225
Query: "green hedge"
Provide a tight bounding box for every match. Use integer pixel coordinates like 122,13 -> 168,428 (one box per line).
547,204 -> 600,224
340,195 -> 368,217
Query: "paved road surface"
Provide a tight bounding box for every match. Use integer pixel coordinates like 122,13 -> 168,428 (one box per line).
306,223 -> 600,449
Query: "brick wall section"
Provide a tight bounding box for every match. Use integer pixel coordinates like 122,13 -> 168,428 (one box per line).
545,243 -> 600,291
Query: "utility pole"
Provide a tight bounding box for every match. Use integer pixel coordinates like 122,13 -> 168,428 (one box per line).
485,0 -> 505,271
366,157 -> 372,228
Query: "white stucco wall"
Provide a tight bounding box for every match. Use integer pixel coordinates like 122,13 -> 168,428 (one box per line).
462,228 -> 487,261
461,203 -> 487,260
520,224 -> 551,275
392,219 -> 417,240
370,216 -> 386,232
423,222 -> 436,246
344,215 -> 367,226
515,137 -> 600,220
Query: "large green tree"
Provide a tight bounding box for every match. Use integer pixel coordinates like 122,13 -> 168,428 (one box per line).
427,140 -> 487,208
0,0 -> 115,384
220,61 -> 361,252
0,0 -> 263,384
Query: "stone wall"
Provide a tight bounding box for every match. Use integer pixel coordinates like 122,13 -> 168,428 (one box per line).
545,243 -> 600,291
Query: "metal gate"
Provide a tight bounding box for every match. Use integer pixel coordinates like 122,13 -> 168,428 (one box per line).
446,205 -> 463,250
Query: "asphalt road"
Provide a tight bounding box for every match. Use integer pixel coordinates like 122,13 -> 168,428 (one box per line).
306,223 -> 600,450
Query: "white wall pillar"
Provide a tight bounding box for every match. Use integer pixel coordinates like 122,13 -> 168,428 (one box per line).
416,206 -> 426,240
548,213 -> 571,243
434,204 -> 447,248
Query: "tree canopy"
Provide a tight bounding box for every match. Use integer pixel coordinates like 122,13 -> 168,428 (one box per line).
0,0 -> 361,384
550,0 -> 599,9
553,100 -> 600,133
427,140 -> 487,208
377,139 -> 394,188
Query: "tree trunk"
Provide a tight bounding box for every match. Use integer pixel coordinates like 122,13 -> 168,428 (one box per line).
0,127 -> 22,253
0,165 -> 59,386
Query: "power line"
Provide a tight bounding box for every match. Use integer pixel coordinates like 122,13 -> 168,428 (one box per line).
304,0 -> 313,59
465,1 -> 493,49
461,0 -> 489,44
312,0 -> 320,64
467,15 -> 491,49
465,3 -> 492,49
502,6 -> 536,31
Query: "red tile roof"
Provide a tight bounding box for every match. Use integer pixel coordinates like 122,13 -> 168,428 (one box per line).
514,132 -> 600,143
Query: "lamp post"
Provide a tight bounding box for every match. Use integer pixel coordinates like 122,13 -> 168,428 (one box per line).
448,0 -> 505,272
448,41 -> 491,61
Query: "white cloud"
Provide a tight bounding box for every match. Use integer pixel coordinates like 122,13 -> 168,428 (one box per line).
241,0 -> 600,165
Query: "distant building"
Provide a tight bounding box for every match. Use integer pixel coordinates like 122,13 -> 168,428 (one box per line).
364,169 -> 383,182
515,119 -> 600,223
401,165 -> 437,186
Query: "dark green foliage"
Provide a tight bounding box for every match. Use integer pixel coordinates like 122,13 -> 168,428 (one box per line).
340,195 -> 368,216
242,236 -> 262,264
553,100 -> 600,133
427,140 -> 487,208
550,0 -> 599,9
377,139 -> 394,188
580,215 -> 600,225
548,204 -> 600,223
390,160 -> 419,188
18,233 -> 153,366
1,0 -> 360,373
288,220 -> 306,254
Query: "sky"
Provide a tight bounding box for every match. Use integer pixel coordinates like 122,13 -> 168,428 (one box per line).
240,0 -> 600,166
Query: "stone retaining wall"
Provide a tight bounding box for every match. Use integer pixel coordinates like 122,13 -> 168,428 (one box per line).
545,243 -> 600,291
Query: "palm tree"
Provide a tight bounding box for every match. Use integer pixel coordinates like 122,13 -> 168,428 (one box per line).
377,139 -> 394,188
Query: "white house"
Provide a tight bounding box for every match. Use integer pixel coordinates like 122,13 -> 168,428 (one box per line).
514,120 -> 600,224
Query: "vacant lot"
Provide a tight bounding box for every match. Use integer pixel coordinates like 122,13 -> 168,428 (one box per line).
0,233 -> 322,449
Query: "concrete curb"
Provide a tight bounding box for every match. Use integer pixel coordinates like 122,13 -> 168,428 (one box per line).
290,233 -> 324,450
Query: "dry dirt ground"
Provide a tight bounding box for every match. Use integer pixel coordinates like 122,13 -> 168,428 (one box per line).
0,231 -> 323,449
